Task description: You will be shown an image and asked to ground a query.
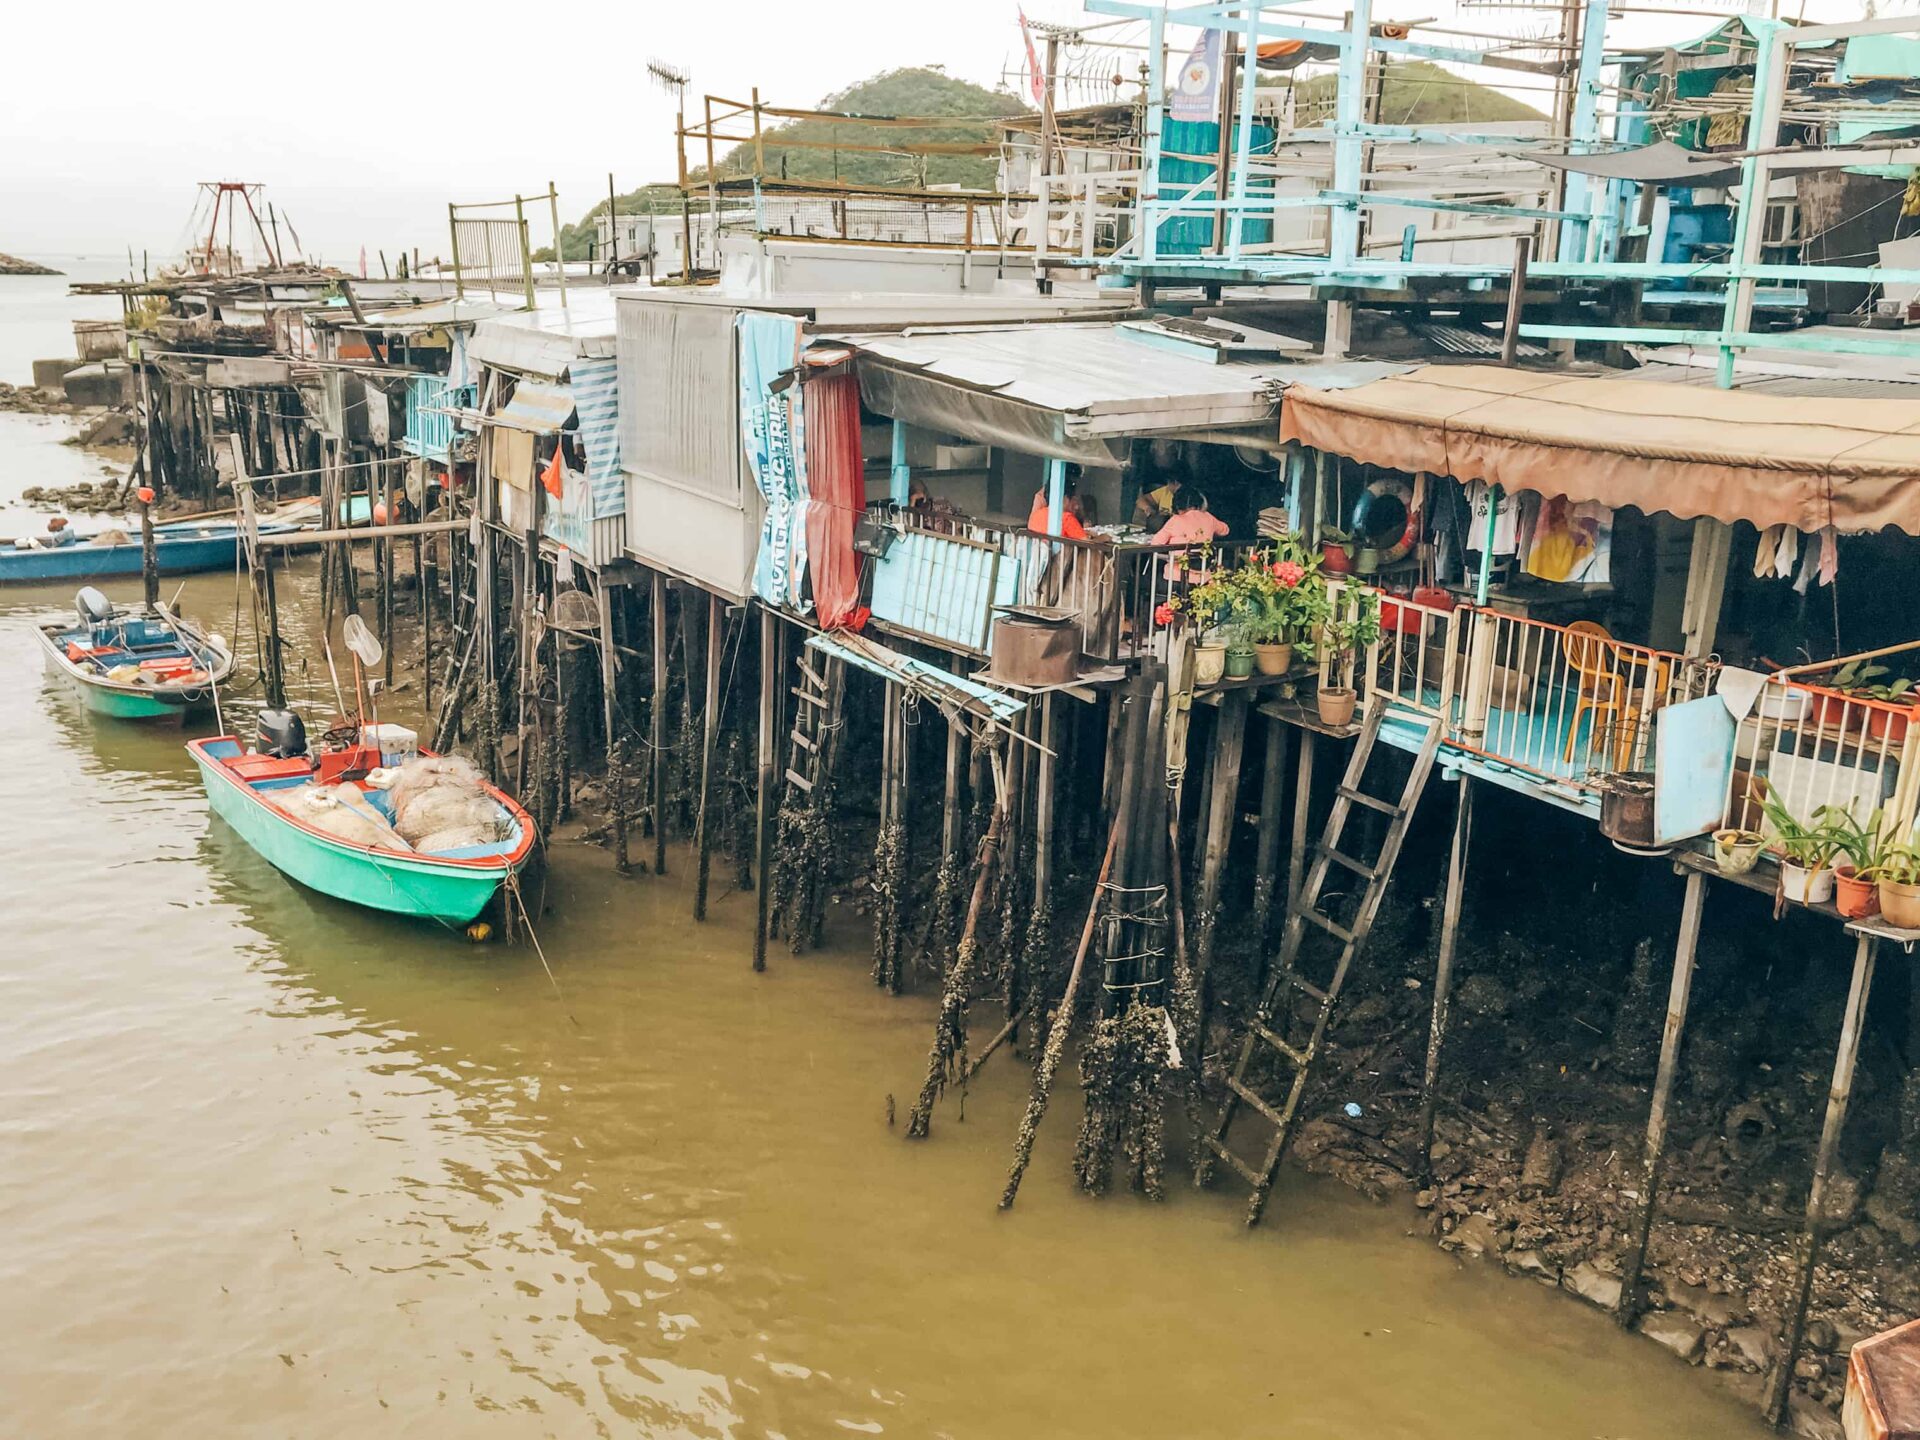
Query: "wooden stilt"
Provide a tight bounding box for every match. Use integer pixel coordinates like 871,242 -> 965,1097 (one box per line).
1251,713 -> 1292,941
1194,691 -> 1249,1000
693,591 -> 725,921
1763,933 -> 1879,1426
1615,867 -> 1706,1323
1417,773 -> 1476,1186
1277,728 -> 1317,984
942,718 -> 964,862
651,570 -> 669,876
753,605 -> 776,971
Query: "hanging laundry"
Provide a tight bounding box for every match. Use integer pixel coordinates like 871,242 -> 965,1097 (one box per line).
1464,480 -> 1524,556
1819,525 -> 1838,587
1754,524 -> 1780,579
1520,496 -> 1613,584
1776,526 -> 1799,580
1793,533 -> 1818,594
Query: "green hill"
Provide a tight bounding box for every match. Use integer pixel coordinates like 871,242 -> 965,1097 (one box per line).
1291,59 -> 1547,127
552,67 -> 1027,260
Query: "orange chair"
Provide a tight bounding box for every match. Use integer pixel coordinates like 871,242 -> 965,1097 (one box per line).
1562,621 -> 1621,766
1562,620 -> 1669,769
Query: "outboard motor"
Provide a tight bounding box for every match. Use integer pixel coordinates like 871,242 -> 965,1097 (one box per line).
75,587 -> 115,628
257,709 -> 308,760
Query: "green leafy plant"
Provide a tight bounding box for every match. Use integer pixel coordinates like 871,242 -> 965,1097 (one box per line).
1824,806 -> 1884,871
1306,588 -> 1383,665
1867,843 -> 1920,886
1760,794 -> 1852,871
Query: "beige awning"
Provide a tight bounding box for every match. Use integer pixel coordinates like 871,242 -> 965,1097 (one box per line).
1279,364 -> 1920,535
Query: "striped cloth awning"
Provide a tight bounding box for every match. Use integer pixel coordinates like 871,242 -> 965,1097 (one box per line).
497,381 -> 575,434
569,357 -> 623,519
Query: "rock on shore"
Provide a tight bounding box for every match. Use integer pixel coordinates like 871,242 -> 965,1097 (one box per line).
0,253 -> 62,276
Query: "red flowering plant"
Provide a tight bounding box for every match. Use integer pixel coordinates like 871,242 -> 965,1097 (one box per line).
1160,539 -> 1327,649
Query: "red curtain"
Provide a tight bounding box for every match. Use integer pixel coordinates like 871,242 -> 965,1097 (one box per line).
802,370 -> 865,629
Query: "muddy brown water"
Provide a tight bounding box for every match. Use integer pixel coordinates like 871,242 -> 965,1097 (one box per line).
0,427 -> 1777,1437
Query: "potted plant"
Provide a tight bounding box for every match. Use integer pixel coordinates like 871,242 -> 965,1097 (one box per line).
1319,525 -> 1355,575
1826,807 -> 1883,919
1711,827 -> 1767,877
1309,589 -> 1381,729
1171,550 -> 1233,686
1252,542 -> 1321,676
1870,844 -> 1920,930
1862,680 -> 1918,744
1760,794 -> 1844,907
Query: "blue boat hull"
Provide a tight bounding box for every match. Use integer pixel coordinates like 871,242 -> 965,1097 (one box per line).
0,532 -> 244,584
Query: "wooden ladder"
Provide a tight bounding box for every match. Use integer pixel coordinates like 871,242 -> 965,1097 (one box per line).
1197,699 -> 1443,1226
431,564 -> 483,752
783,652 -> 845,802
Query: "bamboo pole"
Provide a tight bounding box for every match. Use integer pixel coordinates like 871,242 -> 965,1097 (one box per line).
999,812 -> 1124,1210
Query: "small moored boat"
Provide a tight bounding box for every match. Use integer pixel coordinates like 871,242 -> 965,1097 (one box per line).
0,516 -> 300,585
36,587 -> 234,720
187,712 -> 537,926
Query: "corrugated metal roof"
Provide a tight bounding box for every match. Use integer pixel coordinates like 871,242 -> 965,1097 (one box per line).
1414,321 -> 1546,360
839,322 -> 1282,431
1630,333 -> 1920,397
470,292 -> 620,378
334,297 -> 517,331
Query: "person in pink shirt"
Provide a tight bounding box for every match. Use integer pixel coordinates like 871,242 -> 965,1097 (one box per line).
1150,489 -> 1230,578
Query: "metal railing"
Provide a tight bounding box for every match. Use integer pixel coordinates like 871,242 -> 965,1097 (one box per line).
1724,678 -> 1920,840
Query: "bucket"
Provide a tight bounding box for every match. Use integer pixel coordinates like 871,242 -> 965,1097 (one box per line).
1598,772 -> 1658,850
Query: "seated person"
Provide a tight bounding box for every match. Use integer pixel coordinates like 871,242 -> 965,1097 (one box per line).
1150,489 -> 1229,578
45,516 -> 79,547
1028,476 -> 1088,539
1133,475 -> 1183,530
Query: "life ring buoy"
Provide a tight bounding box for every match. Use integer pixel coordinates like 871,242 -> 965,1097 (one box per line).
1348,476 -> 1417,566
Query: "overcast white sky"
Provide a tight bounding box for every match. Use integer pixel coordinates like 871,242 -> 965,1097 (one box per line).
0,0 -> 1882,268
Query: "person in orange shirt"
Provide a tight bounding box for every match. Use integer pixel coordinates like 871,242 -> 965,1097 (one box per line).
1028,474 -> 1088,539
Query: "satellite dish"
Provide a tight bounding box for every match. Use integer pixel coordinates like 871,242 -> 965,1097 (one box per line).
343,613 -> 384,668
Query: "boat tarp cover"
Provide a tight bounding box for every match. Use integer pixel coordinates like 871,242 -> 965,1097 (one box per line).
1278,364 -> 1920,535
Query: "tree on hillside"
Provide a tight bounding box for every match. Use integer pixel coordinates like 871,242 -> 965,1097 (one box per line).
554,66 -> 1028,260
1291,59 -> 1547,128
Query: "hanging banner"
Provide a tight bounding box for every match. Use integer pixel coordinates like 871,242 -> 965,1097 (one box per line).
1170,27 -> 1224,123
1020,8 -> 1045,105
737,311 -> 811,613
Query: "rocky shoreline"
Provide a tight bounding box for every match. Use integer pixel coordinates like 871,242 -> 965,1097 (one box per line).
0,253 -> 61,276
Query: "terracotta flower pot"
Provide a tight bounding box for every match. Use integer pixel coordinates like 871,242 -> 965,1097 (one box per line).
1193,643 -> 1227,686
1225,646 -> 1256,680
1254,642 -> 1293,676
1869,703 -> 1918,745
1835,864 -> 1880,919
1880,877 -> 1920,930
1317,686 -> 1358,728
1321,542 -> 1353,575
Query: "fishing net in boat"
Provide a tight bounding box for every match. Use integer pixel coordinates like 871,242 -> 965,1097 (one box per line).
274,783 -> 413,851
386,755 -> 507,849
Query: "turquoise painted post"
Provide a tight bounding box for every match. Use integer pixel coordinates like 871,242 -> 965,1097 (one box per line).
1142,8 -> 1166,263
1718,19 -> 1787,388
890,419 -> 910,505
1556,0 -> 1611,263
1045,456 -> 1066,537
1228,8 -> 1263,258
1475,484 -> 1499,607
1328,0 -> 1373,267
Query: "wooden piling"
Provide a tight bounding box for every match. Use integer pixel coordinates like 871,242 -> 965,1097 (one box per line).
649,572 -> 669,874
693,591 -> 726,921
753,605 -> 777,971
1417,774 -> 1476,1186
1250,713 -> 1292,941
1764,932 -> 1879,1426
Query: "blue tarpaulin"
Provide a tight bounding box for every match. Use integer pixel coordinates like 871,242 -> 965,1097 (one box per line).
738,312 -> 810,613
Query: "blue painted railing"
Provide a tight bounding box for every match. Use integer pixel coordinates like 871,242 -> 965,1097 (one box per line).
402,376 -> 473,462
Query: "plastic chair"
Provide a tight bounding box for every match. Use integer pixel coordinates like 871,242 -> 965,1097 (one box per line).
1562,620 -> 1670,769
1562,620 -> 1623,765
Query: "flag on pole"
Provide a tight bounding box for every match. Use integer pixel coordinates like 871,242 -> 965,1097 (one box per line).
1019,8 -> 1045,105
1170,28 -> 1224,124
541,443 -> 565,500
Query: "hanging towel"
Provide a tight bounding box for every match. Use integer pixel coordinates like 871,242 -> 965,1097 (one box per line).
1754,524 -> 1780,578
1775,526 -> 1799,580
1794,532 -> 1818,595
1819,525 -> 1838,587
